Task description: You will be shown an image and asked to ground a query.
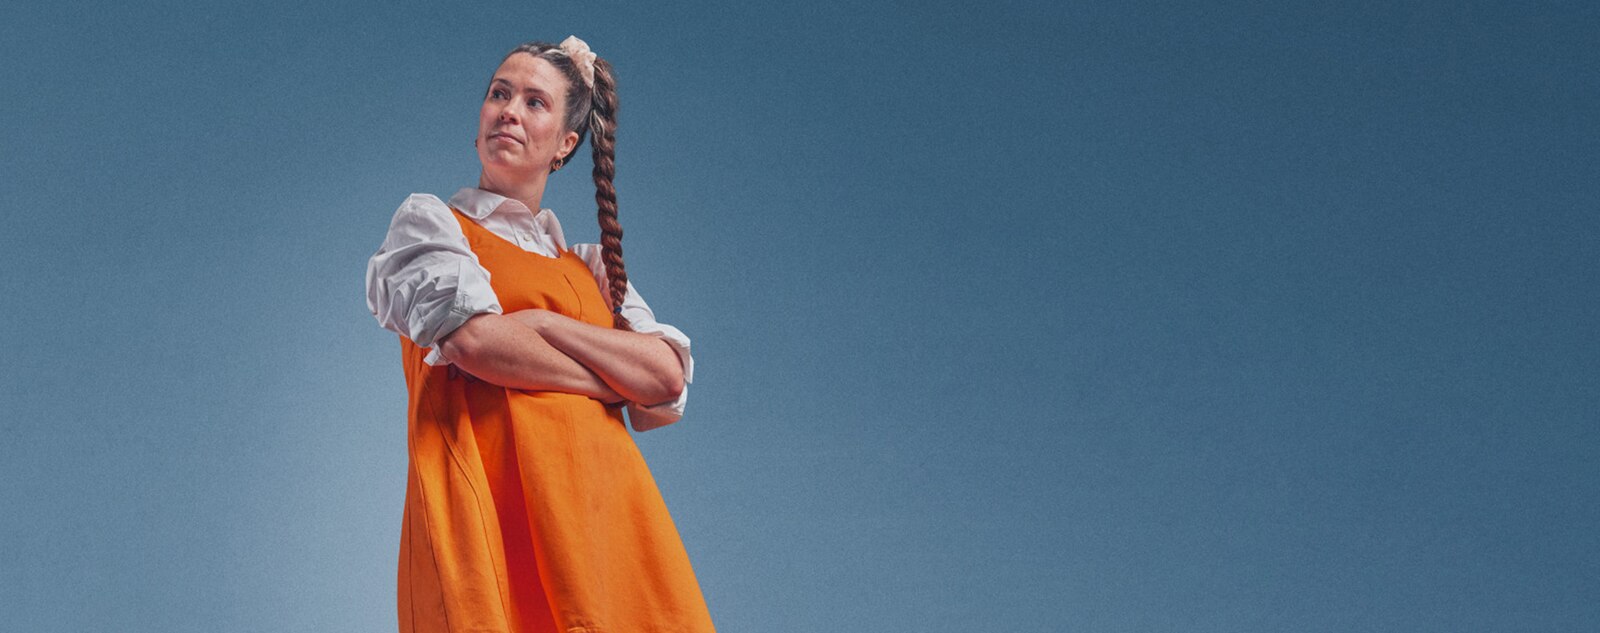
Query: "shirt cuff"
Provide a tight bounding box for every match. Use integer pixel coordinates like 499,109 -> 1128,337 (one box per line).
625,318 -> 694,385
627,384 -> 689,432
423,294 -> 502,366
623,321 -> 692,432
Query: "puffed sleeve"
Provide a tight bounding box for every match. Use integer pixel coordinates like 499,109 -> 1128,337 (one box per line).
365,193 -> 503,365
572,244 -> 694,432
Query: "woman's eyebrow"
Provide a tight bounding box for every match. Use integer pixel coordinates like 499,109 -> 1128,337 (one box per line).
490,77 -> 552,98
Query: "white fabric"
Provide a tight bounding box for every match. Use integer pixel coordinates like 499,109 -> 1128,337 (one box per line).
365,188 -> 693,427
557,35 -> 597,89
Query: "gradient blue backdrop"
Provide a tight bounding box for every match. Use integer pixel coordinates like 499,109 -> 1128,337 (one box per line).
2,1 -> 1596,631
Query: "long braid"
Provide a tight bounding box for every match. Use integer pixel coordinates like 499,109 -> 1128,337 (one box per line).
512,40 -> 631,329
588,58 -> 630,330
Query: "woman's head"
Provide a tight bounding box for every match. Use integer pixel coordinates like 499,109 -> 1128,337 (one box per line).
478,42 -> 597,166
480,37 -> 633,329
475,50 -> 580,182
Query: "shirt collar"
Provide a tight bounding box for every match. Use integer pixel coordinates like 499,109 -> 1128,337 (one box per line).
448,187 -> 518,220
447,187 -> 569,250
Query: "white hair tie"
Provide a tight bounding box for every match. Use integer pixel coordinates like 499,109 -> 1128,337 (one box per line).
557,35 -> 597,89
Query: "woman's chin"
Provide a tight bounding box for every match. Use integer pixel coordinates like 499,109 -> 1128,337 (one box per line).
479,157 -> 541,180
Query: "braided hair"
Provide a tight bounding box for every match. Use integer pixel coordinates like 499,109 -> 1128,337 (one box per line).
500,41 -> 631,330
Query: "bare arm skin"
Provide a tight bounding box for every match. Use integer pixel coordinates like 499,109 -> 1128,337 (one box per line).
436,313 -> 625,403
507,309 -> 685,407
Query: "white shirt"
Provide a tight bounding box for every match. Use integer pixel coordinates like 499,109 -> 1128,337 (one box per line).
365,188 -> 693,430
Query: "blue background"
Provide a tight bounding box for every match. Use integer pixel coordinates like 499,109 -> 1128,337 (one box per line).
2,1 -> 1596,631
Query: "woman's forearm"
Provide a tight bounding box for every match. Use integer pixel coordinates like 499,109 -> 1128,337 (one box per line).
507,309 -> 684,406
436,313 -> 624,403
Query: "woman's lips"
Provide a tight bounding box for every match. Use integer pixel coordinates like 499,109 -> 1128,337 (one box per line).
488,132 -> 522,144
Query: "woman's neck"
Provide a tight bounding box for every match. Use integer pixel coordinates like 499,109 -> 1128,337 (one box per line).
478,170 -> 548,212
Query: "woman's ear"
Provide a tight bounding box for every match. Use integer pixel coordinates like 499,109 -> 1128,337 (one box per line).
560,130 -> 580,160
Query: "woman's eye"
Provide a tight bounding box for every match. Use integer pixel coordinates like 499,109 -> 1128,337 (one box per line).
490,88 -> 508,100
527,98 -> 545,109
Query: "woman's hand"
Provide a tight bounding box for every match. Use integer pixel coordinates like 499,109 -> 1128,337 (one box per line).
505,308 -> 685,407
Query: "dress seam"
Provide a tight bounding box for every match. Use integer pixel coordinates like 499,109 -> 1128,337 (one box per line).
422,388 -> 512,631
405,506 -> 416,633
560,273 -> 587,323
410,395 -> 453,633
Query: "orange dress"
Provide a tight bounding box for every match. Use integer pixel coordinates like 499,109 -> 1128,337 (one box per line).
395,208 -> 716,633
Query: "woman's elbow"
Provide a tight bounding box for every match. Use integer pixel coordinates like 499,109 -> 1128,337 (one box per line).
647,363 -> 684,405
658,376 -> 684,404
645,339 -> 685,403
436,317 -> 487,365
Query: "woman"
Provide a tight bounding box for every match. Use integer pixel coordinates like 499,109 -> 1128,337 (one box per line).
364,36 -> 715,632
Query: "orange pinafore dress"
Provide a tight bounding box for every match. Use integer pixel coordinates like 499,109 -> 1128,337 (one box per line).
395,208 -> 716,633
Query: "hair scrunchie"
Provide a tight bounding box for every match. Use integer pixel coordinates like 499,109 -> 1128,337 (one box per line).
556,35 -> 597,89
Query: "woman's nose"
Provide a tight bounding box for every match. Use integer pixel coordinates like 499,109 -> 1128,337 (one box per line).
498,102 -> 522,123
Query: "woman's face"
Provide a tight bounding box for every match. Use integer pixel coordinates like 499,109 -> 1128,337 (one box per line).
477,52 -> 580,183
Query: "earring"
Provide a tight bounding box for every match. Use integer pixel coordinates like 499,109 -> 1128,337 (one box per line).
551,158 -> 564,172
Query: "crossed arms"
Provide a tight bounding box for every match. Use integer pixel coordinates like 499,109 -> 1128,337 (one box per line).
435,309 -> 685,407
